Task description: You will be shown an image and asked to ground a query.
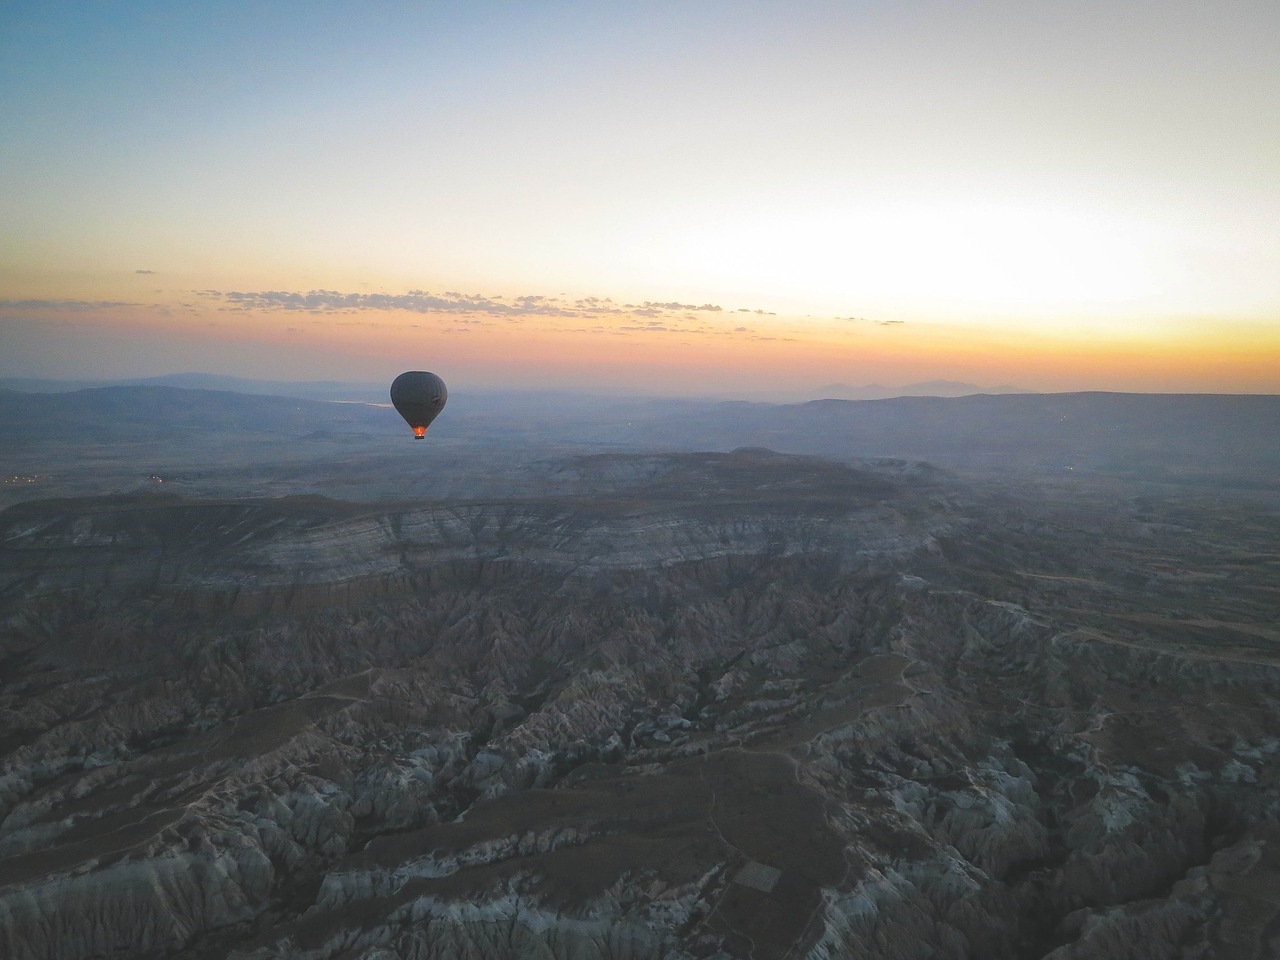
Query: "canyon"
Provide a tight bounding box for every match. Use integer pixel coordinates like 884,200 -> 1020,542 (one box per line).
1,387 -> 1279,958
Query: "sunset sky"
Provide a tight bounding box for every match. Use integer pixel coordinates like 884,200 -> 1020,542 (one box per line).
2,0 -> 1278,396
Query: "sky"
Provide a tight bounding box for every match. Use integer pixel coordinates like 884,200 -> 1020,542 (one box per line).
2,0 -> 1278,396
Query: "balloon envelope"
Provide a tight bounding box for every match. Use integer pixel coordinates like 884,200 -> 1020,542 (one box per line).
390,371 -> 447,439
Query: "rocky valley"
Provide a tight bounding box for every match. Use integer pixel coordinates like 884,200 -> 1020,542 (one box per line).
2,388 -> 1280,959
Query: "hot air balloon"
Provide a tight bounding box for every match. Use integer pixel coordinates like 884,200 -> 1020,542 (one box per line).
390,371 -> 447,439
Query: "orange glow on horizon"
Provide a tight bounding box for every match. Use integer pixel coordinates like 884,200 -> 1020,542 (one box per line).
2,289 -> 1277,396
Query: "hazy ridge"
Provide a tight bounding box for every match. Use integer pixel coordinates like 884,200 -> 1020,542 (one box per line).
3,384 -> 1277,497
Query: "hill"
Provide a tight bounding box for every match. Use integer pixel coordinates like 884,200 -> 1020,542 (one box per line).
637,392 -> 1280,484
4,387 -> 1277,497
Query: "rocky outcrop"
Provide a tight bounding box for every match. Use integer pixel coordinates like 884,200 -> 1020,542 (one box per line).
1,450 -> 1278,958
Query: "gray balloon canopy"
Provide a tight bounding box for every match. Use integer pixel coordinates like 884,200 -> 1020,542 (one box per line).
390,371 -> 448,439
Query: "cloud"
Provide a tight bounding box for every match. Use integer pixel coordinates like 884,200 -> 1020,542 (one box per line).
195,288 -> 783,331
0,298 -> 138,311
135,269 -> 156,275
637,301 -> 722,312
213,288 -> 582,319
834,315 -> 904,325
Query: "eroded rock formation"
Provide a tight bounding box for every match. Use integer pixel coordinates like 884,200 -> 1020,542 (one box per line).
1,450 -> 1278,959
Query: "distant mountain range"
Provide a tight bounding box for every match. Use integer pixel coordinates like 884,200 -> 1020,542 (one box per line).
0,374 -> 1029,403
3,381 -> 1277,487
800,379 -> 1032,400
632,392 -> 1280,484
0,373 -> 389,402
0,384 -> 394,443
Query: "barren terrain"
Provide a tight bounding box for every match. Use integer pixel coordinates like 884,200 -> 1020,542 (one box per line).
1,386 -> 1279,958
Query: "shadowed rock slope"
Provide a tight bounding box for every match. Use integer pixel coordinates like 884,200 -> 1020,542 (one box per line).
1,450 -> 1278,959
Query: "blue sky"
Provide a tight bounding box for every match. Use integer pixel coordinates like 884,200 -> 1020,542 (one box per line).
2,1 -> 1278,392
